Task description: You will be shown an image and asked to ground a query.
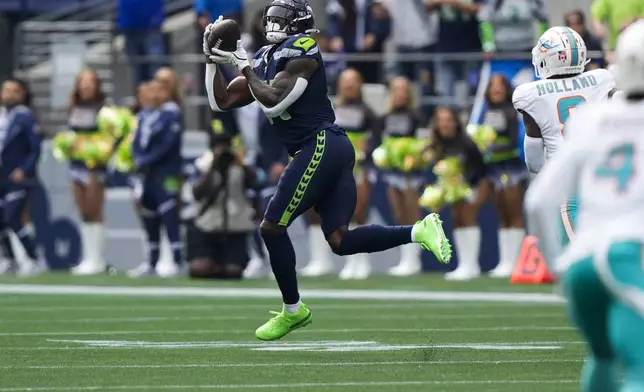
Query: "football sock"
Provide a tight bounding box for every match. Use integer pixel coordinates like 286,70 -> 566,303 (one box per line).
262,230 -> 300,305
334,225 -> 413,255
284,299 -> 302,314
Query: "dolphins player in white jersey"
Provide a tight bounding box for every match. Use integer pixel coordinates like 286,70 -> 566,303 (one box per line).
525,20 -> 644,392
513,26 -> 619,246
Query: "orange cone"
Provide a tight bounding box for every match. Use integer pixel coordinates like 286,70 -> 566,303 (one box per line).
510,235 -> 556,284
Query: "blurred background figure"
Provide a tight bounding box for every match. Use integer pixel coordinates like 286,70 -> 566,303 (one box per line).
429,106 -> 488,281
429,0 -> 483,104
380,77 -> 425,277
326,0 -> 391,84
195,0 -> 244,30
188,133 -> 260,280
117,0 -> 167,89
478,74 -> 526,279
243,115 -> 286,280
153,67 -> 185,273
564,10 -> 604,69
129,79 -> 184,278
591,0 -> 644,51
478,0 -> 549,57
0,78 -> 43,276
67,70 -> 109,276
334,68 -> 380,280
378,0 -> 438,116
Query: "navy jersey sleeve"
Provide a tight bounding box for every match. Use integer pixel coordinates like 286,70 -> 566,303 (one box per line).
136,103 -> 183,169
16,108 -> 42,176
277,35 -> 322,67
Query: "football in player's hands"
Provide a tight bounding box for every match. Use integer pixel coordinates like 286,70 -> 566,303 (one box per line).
207,19 -> 241,52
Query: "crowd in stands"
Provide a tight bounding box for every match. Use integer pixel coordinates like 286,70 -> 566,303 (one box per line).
0,0 -> 641,280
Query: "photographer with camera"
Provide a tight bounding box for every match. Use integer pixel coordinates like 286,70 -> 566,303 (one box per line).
188,132 -> 260,279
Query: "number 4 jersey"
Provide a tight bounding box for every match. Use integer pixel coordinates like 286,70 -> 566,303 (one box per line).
512,68 -> 616,160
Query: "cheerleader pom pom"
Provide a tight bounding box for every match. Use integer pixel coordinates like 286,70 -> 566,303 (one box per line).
372,145 -> 390,169
419,185 -> 446,211
52,131 -> 77,162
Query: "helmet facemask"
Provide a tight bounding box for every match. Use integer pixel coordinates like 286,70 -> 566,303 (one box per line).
263,2 -> 315,44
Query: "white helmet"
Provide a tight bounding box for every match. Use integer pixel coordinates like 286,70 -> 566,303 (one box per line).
614,19 -> 644,94
532,26 -> 589,79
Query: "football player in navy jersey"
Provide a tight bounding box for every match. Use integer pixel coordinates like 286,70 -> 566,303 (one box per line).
203,0 -> 452,341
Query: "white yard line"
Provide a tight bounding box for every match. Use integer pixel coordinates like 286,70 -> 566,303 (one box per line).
0,359 -> 583,370
4,340 -> 585,351
0,302 -> 562,312
0,326 -> 575,337
0,284 -> 565,304
0,380 -> 578,391
0,313 -> 565,324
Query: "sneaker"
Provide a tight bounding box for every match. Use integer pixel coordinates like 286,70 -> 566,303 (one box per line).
0,259 -> 14,275
71,260 -> 106,276
127,263 -> 157,278
413,213 -> 452,264
156,262 -> 183,278
255,303 -> 312,341
299,259 -> 334,277
243,257 -> 270,279
16,259 -> 47,277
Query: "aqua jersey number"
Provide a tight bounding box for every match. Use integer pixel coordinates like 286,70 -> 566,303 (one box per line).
596,143 -> 635,192
557,96 -> 587,137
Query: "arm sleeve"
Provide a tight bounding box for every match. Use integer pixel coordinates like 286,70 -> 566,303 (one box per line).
479,22 -> 496,52
136,110 -> 182,168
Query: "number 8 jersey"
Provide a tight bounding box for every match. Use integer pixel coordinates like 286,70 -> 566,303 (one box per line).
512,68 -> 615,160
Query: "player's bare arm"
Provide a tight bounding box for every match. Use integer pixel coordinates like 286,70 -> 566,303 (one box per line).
520,109 -> 546,173
241,58 -> 318,117
206,63 -> 254,111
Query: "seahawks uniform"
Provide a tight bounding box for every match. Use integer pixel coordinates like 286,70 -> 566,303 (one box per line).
379,108 -> 425,190
513,68 -> 615,244
334,100 -> 379,185
480,102 -> 527,189
67,104 -> 105,184
253,34 -> 357,235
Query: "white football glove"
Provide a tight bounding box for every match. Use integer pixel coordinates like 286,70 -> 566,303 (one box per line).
202,15 -> 224,58
209,39 -> 250,72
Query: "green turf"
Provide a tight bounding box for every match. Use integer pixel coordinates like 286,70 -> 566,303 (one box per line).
0,274 -> 581,392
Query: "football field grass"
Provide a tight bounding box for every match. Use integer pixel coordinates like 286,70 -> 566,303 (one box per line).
0,274 -> 582,391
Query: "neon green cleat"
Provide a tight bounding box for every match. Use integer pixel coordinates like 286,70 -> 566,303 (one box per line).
255,303 -> 312,341
413,213 -> 452,264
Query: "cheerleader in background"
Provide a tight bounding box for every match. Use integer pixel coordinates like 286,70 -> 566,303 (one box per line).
0,78 -> 43,276
129,79 -> 183,277
335,68 -> 379,280
479,74 -> 527,278
66,70 -> 110,276
427,107 -> 489,281
380,77 -> 426,276
153,67 -> 185,275
299,68 -> 380,279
